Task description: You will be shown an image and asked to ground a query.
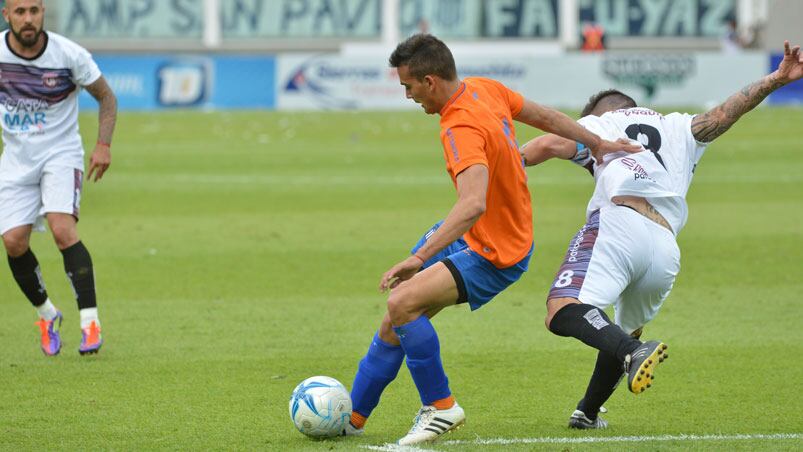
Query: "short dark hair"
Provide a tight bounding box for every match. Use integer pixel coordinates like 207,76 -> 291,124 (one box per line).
389,34 -> 457,81
580,89 -> 637,117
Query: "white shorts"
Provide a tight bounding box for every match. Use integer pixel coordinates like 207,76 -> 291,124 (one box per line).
548,205 -> 681,334
0,161 -> 83,235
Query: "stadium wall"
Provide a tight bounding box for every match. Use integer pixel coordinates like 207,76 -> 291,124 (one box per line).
276,52 -> 767,110
83,52 -> 800,111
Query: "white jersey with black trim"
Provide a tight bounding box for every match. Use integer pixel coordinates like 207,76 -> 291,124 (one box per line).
0,31 -> 101,180
576,107 -> 709,236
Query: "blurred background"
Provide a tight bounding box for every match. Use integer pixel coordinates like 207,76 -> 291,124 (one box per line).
7,0 -> 799,112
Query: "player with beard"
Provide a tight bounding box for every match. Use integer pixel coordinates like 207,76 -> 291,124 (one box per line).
0,0 -> 117,355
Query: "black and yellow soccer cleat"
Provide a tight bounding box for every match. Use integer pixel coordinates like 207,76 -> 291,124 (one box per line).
625,341 -> 668,394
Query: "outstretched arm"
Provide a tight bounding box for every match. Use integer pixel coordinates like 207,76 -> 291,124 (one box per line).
515,101 -> 640,162
520,134 -> 577,167
691,40 -> 802,143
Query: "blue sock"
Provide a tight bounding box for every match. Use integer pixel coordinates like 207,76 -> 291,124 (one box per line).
394,316 -> 451,405
350,332 -> 405,418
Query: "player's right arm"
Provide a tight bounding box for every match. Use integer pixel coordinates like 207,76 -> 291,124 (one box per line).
691,40 -> 802,143
514,100 -> 641,162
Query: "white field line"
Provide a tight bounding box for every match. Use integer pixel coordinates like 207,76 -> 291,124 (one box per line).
360,433 -> 802,450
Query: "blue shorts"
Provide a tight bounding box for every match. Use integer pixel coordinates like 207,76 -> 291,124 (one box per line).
411,221 -> 533,311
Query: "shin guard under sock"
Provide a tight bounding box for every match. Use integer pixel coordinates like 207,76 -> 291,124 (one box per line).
549,303 -> 640,362
8,248 -> 48,306
395,316 -> 451,405
350,332 -> 405,419
61,241 -> 96,310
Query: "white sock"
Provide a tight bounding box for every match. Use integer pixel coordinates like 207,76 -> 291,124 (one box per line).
36,299 -> 58,321
79,308 -> 100,330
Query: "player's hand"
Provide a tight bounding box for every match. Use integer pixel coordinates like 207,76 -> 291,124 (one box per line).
379,256 -> 422,292
591,138 -> 643,161
776,41 -> 803,84
87,144 -> 111,182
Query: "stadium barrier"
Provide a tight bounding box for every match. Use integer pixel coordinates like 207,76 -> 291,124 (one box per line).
79,55 -> 277,110
83,52 -> 801,111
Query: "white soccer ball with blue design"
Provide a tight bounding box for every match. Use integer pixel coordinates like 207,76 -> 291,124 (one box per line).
289,376 -> 352,438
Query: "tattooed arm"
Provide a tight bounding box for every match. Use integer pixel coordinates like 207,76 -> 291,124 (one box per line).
691,40 -> 803,143
84,76 -> 118,182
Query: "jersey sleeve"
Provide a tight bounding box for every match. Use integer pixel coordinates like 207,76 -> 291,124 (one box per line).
441,125 -> 488,176
477,77 -> 524,117
499,83 -> 524,117
665,112 -> 708,164
70,43 -> 102,87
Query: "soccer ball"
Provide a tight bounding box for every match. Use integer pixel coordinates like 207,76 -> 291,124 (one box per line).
289,376 -> 352,438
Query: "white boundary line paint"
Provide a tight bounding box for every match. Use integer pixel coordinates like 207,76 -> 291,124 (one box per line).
360,433 -> 802,450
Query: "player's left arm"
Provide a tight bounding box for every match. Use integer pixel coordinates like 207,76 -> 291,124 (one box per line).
514,100 -> 640,161
691,40 -> 802,143
84,76 -> 118,182
520,134 -> 577,167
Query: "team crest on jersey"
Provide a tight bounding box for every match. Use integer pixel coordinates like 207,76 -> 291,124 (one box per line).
42,72 -> 59,88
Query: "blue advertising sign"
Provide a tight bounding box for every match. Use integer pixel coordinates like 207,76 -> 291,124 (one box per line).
79,55 -> 276,110
768,53 -> 803,104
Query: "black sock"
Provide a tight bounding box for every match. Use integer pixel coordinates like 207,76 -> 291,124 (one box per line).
61,241 -> 96,310
577,350 -> 623,419
549,303 -> 640,362
8,248 -> 48,306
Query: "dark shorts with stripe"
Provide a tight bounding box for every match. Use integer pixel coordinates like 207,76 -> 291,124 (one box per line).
412,221 -> 532,311
547,209 -> 600,301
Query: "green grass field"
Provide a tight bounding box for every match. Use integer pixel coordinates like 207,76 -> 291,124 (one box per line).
1,108 -> 801,451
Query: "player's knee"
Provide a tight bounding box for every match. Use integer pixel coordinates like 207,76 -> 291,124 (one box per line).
2,232 -> 29,257
378,318 -> 400,346
386,285 -> 420,326
50,225 -> 78,250
544,297 -> 581,332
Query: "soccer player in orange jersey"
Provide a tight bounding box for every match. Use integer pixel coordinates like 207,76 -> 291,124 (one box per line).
345,34 -> 639,446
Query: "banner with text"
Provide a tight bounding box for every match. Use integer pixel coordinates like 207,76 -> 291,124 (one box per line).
57,0 -> 737,41
276,52 -> 767,110
577,0 -> 736,37
59,0 -> 382,39
79,55 -> 276,110
276,53 -> 533,110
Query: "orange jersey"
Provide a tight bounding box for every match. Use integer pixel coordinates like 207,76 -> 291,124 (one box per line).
439,77 -> 533,268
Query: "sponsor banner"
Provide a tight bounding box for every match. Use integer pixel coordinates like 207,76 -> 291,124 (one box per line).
768,53 -> 803,104
277,54 -> 531,110
277,52 -> 767,110
80,55 -> 276,110
578,0 -> 735,37
509,53 -> 766,109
